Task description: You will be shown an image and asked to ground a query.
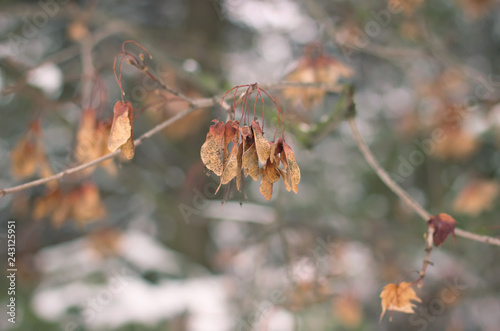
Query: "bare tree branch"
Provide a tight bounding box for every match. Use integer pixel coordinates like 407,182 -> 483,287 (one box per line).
348,117 -> 500,247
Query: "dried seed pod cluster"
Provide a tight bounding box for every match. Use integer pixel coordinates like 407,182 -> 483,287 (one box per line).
201,84 -> 300,201
283,43 -> 353,111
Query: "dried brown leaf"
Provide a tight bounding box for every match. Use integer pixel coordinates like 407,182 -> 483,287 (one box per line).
220,143 -> 240,185
242,143 -> 259,181
120,136 -> 135,160
240,125 -> 253,140
427,213 -> 457,246
108,101 -> 135,159
200,120 -> 225,176
224,120 -> 239,161
259,168 -> 273,200
265,159 -> 280,184
252,119 -> 271,164
283,142 -> 300,193
270,138 -> 283,164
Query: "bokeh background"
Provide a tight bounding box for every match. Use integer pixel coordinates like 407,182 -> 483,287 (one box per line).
1,0 -> 500,330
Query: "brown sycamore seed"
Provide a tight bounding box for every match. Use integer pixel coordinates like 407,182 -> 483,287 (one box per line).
108,101 -> 135,159
200,120 -> 225,176
259,168 -> 273,200
283,141 -> 300,193
242,143 -> 260,181
251,119 -> 271,164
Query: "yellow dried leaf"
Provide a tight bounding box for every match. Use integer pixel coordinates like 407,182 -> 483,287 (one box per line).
200,121 -> 225,176
242,143 -> 259,181
108,101 -> 134,157
380,282 -> 421,321
251,119 -> 271,164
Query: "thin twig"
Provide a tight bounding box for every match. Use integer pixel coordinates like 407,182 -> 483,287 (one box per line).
0,100 -> 211,198
348,117 -> 500,247
417,227 -> 434,288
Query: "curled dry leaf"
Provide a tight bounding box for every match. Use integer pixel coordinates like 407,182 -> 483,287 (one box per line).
251,119 -> 271,164
108,101 -> 135,159
380,282 -> 421,321
427,213 -> 457,246
200,120 -> 225,176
